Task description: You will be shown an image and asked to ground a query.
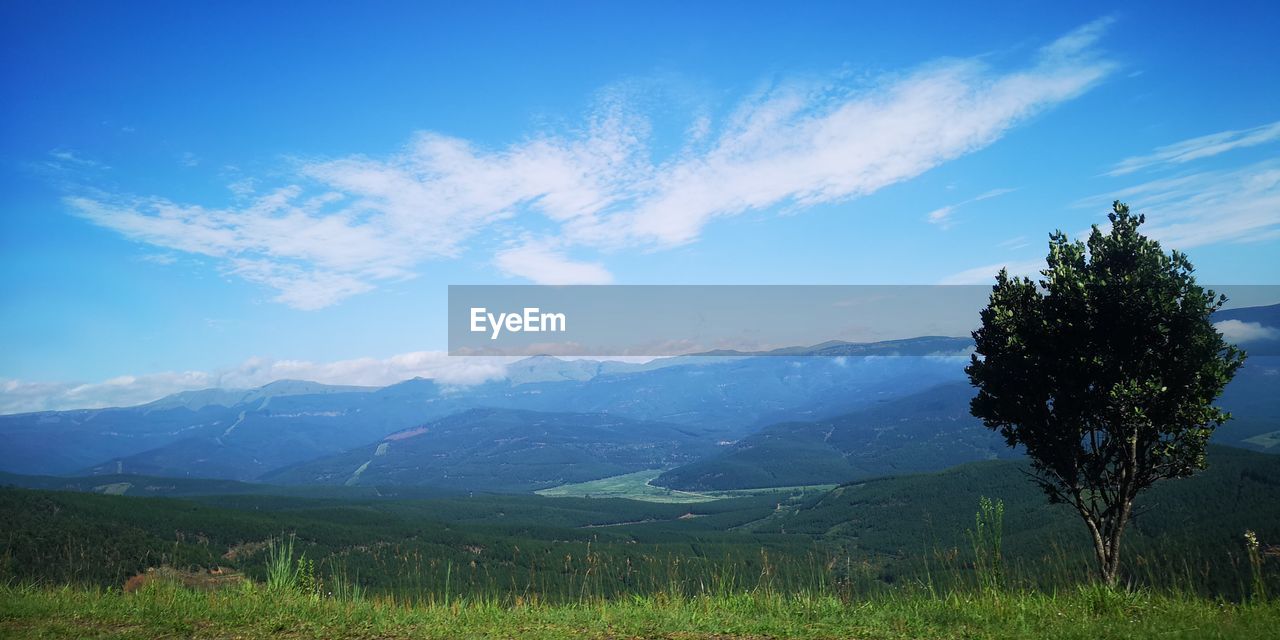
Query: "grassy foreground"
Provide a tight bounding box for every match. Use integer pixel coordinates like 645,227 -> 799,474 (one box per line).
2,583 -> 1277,640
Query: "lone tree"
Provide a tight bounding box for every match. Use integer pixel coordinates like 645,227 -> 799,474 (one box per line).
966,201 -> 1245,585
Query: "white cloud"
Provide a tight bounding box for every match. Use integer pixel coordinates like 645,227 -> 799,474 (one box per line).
997,235 -> 1029,250
1085,160 -> 1280,249
227,177 -> 257,198
1108,120 -> 1280,176
69,21 -> 1114,309
940,259 -> 1045,285
494,240 -> 614,284
615,23 -> 1109,247
972,187 -> 1017,202
49,149 -> 101,167
926,205 -> 956,227
926,187 -> 1015,228
0,351 -> 513,414
1215,319 -> 1279,343
949,155 -> 1278,285
138,252 -> 177,265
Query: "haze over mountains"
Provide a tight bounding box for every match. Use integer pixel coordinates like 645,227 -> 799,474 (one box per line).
1,304 -> 1276,494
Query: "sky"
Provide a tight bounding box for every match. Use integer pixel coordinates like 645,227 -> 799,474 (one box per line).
1,1 -> 1278,413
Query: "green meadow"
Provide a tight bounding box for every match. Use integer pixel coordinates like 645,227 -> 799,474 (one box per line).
4,582 -> 1277,640
2,446 -> 1278,638
534,468 -> 836,503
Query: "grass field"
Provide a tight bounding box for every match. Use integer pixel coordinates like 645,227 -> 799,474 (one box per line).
535,469 -> 718,502
1243,430 -> 1280,449
535,469 -> 836,503
3,582 -> 1277,640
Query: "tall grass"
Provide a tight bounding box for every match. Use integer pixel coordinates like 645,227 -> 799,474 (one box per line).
1245,530 -> 1267,603
4,500 -> 1274,615
4,580 -> 1279,640
239,518 -> 1276,609
1,500 -> 1277,640
264,534 -> 300,594
967,496 -> 1005,593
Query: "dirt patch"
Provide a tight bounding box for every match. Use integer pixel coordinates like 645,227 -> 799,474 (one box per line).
222,540 -> 270,562
123,566 -> 245,592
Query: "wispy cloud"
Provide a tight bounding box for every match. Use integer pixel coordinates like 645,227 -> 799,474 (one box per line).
926,205 -> 958,228
950,154 -> 1280,285
972,187 -> 1017,202
0,351 -> 512,414
35,149 -> 109,179
1083,160 -> 1280,248
138,252 -> 178,265
1107,120 -> 1280,176
49,149 -> 102,167
926,187 -> 1016,228
69,21 -> 1114,309
940,259 -> 1045,285
494,240 -> 614,284
997,235 -> 1029,250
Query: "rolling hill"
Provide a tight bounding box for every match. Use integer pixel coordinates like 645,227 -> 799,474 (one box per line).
2,444 -> 1275,600
264,408 -> 723,492
742,444 -> 1280,588
651,381 -> 1017,490
654,355 -> 1280,491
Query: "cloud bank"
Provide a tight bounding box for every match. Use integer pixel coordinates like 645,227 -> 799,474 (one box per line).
69,22 -> 1115,309
0,352 -> 511,414
1215,319 -> 1279,344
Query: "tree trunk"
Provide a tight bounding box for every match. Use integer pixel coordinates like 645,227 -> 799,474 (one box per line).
1100,543 -> 1121,586
1086,520 -> 1118,586
1079,503 -> 1130,586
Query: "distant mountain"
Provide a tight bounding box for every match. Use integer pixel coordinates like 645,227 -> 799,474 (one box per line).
503,356 -> 615,384
1214,355 -> 1280,454
0,339 -> 972,479
655,357 -> 1280,491
142,379 -> 375,412
652,382 -> 1017,490
1215,302 -> 1280,326
1,318 -> 1273,488
691,336 -> 973,357
0,403 -> 242,476
0,470 -> 459,500
264,408 -> 721,492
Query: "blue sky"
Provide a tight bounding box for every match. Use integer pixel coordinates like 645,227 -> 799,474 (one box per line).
1,1 -> 1278,412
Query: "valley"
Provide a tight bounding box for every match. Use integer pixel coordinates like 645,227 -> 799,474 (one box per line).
1,311 -> 1277,637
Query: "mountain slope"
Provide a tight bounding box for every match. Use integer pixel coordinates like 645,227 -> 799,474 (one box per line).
1214,356 -> 1280,453
652,382 -> 1017,490
2,309 -> 1273,484
140,380 -> 375,412
1,340 -> 974,479
73,353 -> 967,481
264,408 -> 722,492
743,445 -> 1280,574
653,359 -> 1280,492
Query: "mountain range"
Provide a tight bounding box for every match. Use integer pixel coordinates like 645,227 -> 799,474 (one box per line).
1,304 -> 1275,493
